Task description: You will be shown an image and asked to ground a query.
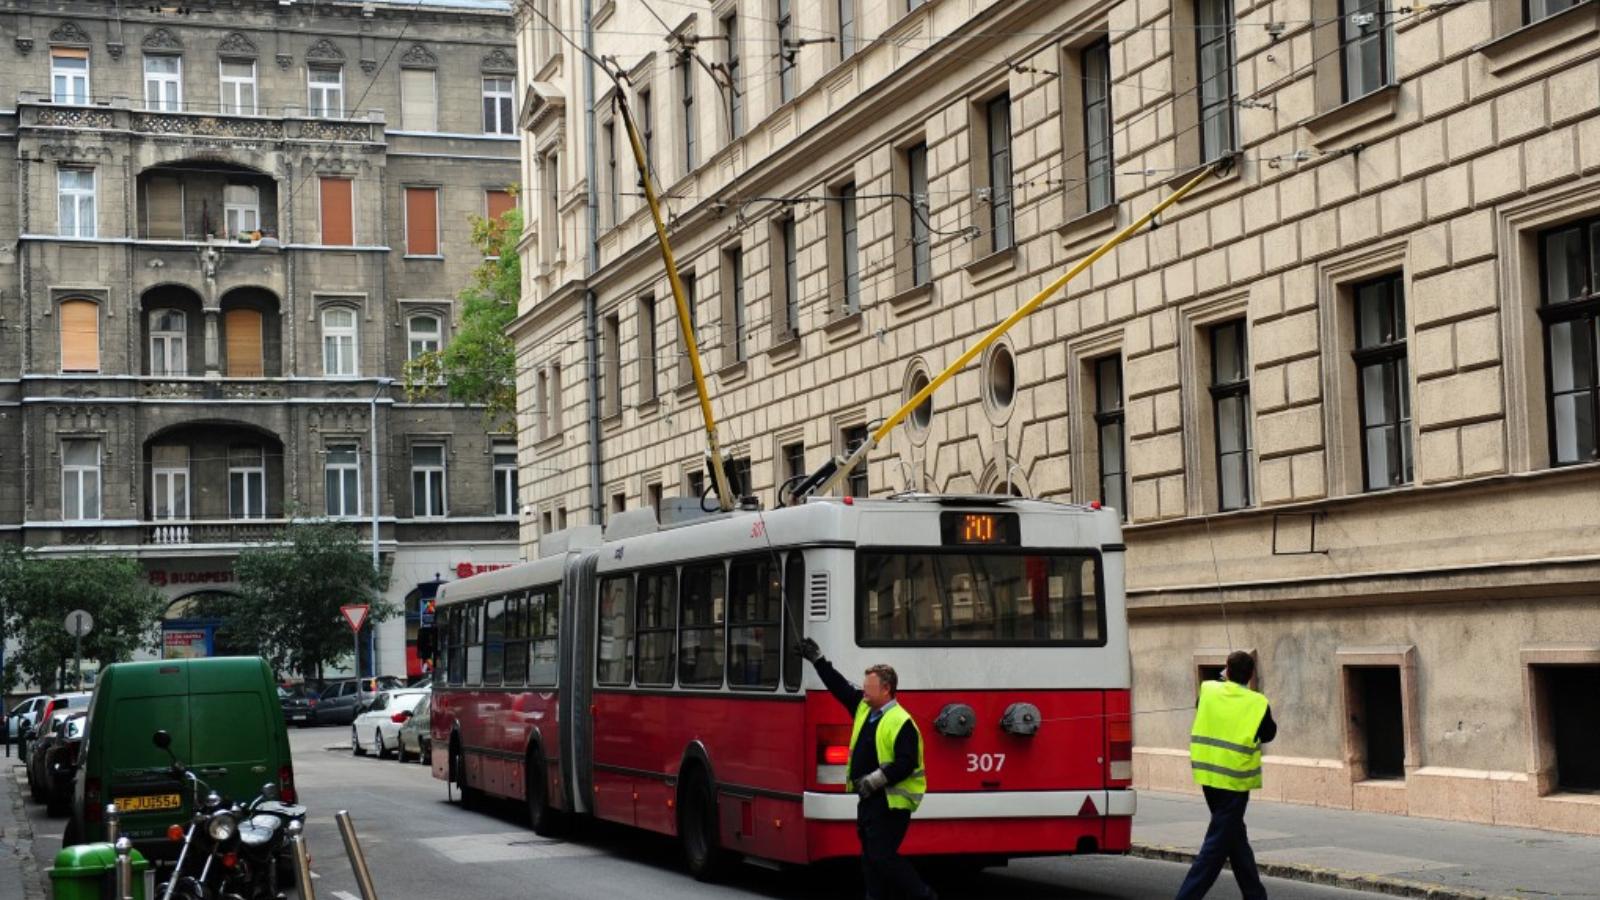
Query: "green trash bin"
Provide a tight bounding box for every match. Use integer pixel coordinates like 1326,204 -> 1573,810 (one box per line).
48,842 -> 150,900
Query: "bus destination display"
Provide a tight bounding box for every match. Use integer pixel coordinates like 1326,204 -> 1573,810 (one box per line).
940,511 -> 1020,546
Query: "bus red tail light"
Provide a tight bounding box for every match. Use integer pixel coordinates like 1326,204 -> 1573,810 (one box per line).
815,724 -> 850,785
1106,718 -> 1133,785
278,765 -> 298,804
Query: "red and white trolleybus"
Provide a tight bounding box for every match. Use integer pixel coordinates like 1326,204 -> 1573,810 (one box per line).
428,494 -> 1133,874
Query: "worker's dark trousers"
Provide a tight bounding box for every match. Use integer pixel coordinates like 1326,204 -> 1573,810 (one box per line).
857,795 -> 933,899
1175,786 -> 1266,900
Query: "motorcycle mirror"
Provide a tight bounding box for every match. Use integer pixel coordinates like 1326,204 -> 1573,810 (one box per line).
261,782 -> 280,801
152,730 -> 172,750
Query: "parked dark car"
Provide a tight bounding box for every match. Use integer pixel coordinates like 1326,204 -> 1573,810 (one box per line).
42,714 -> 87,816
279,685 -> 317,726
27,707 -> 86,809
313,676 -> 403,725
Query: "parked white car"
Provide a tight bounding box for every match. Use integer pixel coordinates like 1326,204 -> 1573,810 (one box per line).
7,695 -> 50,741
351,689 -> 429,759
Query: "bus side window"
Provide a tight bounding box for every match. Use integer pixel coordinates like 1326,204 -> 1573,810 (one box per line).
679,561 -> 726,688
530,586 -> 560,687
728,555 -> 780,690
597,575 -> 634,686
465,601 -> 484,687
636,568 -> 678,686
783,552 -> 805,691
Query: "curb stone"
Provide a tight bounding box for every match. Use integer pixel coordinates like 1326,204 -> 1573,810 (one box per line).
1130,842 -> 1521,900
4,765 -> 47,900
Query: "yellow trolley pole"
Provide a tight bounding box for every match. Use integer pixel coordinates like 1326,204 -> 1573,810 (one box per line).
614,90 -> 737,512
806,161 -> 1227,499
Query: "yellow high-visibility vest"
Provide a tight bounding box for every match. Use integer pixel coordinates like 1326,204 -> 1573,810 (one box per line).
847,701 -> 927,812
1189,679 -> 1268,791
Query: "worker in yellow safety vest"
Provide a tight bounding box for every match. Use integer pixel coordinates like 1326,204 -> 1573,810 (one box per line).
1176,650 -> 1277,900
801,638 -> 936,900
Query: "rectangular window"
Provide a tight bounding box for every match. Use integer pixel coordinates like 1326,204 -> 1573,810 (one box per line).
1211,321 -> 1253,510
144,55 -> 182,112
840,183 -> 860,314
639,296 -> 658,402
539,152 -> 560,263
686,470 -> 705,503
407,314 -> 441,361
494,442 -> 519,516
308,66 -> 343,118
602,312 -> 621,416
325,443 -> 361,517
462,603 -> 482,686
319,177 -> 354,246
224,184 -> 260,237
647,482 -> 663,514
728,556 -> 780,688
502,594 -> 527,687
1083,39 -> 1115,211
1341,0 -> 1391,102
228,445 -> 267,519
611,493 -> 626,520
529,585 -> 560,686
680,56 -> 697,172
678,271 -> 698,383
1352,274 -> 1413,490
838,0 -> 856,59
52,49 -> 89,105
412,444 -> 448,517
724,12 -> 743,135
725,246 -> 747,362
62,440 -> 102,522
144,174 -> 185,239
224,308 -> 264,377
557,506 -> 568,530
776,0 -> 796,103
482,596 -> 506,686
859,551 -> 1103,645
482,76 -> 515,134
843,424 -> 869,498
1538,220 -> 1600,465
1540,664 -> 1600,791
777,216 -> 800,338
907,143 -> 931,286
1348,666 -> 1406,779
782,553 -> 805,690
150,309 -> 187,377
152,445 -> 189,520
597,575 -> 633,685
1094,356 -> 1127,519
405,187 -> 440,256
537,368 -> 552,441
1528,0 -> 1582,24
550,362 -> 564,432
321,307 -> 358,377
678,561 -> 726,687
780,441 -> 805,506
986,94 -> 1014,251
400,68 -> 438,132
486,189 -> 516,224
1196,0 -> 1237,161
220,59 -> 257,115
58,168 -> 96,238
59,299 -> 100,373
638,87 -> 655,168
603,119 -> 619,229
636,569 -> 678,686
729,457 -> 753,500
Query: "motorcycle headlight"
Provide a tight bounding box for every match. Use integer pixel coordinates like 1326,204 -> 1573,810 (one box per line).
207,813 -> 237,842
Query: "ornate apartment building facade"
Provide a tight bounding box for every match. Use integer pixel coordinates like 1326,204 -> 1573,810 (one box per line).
513,0 -> 1600,832
1,0 -> 523,677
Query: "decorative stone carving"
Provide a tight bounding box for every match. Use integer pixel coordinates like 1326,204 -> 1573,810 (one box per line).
399,42 -> 437,68
298,119 -> 372,142
34,108 -> 115,129
218,32 -> 259,57
276,52 -> 293,70
134,114 -> 285,138
142,27 -> 183,51
49,21 -> 92,46
360,57 -> 377,74
106,41 -> 124,60
15,37 -> 34,55
305,38 -> 345,62
481,47 -> 516,74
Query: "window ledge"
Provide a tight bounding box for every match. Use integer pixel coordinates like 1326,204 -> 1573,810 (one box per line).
1057,203 -> 1120,248
675,379 -> 701,402
766,334 -> 802,362
716,359 -> 749,385
822,310 -> 864,341
1479,2 -> 1600,77
535,433 -> 563,453
963,245 -> 1017,284
403,254 -> 445,261
1164,158 -> 1243,198
887,281 -> 935,314
601,411 -> 623,434
635,396 -> 660,418
1303,83 -> 1402,148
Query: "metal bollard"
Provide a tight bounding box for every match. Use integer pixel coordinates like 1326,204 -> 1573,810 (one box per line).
114,836 -> 134,900
334,810 -> 378,900
288,820 -> 317,900
105,804 -> 121,845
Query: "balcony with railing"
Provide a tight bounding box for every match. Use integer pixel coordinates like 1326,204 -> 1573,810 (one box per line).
16,92 -> 386,144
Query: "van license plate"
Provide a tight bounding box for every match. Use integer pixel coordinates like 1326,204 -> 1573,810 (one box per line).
116,794 -> 182,812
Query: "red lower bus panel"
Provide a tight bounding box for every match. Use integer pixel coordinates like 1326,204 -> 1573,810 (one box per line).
805,815 -> 1131,862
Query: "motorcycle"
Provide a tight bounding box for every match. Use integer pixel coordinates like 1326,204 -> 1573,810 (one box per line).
150,730 -> 307,900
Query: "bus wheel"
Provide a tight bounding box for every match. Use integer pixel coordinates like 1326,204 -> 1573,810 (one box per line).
452,742 -> 480,809
678,770 -> 729,881
526,753 -> 564,837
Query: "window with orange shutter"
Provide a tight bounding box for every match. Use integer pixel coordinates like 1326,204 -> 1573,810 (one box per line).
486,189 -> 515,222
405,187 -> 440,256
225,308 -> 264,377
59,299 -> 100,372
320,177 -> 354,246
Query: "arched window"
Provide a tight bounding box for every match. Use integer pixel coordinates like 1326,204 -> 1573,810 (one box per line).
321,307 -> 358,376
59,299 -> 100,372
408,314 -> 441,361
150,309 -> 187,376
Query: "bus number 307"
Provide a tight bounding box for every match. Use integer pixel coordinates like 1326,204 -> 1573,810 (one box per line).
966,753 -> 1006,773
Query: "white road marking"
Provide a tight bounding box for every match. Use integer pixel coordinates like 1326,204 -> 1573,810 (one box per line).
331,891 -> 362,900
418,832 -> 603,864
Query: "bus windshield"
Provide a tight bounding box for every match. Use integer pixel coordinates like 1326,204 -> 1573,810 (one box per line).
857,551 -> 1102,646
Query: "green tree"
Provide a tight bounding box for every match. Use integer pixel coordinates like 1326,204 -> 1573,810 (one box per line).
200,520 -> 392,681
402,197 -> 521,430
0,547 -> 167,692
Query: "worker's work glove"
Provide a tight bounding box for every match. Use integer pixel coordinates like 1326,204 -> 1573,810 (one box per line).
856,768 -> 889,799
800,638 -> 824,663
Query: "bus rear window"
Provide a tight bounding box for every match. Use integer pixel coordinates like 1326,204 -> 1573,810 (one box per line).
857,551 -> 1103,646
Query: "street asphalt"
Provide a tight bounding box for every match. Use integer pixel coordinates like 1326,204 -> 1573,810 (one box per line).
12,726 -> 1398,899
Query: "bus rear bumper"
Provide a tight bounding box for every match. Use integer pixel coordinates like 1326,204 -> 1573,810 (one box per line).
802,789 -> 1135,860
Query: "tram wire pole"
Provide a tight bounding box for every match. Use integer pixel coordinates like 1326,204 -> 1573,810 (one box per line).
796,158 -> 1231,502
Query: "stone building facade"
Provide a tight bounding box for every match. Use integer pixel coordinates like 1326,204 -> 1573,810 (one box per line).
513,0 -> 1600,832
1,0 -> 524,678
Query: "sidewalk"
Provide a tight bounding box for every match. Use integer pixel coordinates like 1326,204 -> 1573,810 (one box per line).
0,763 -> 45,900
1132,790 -> 1600,899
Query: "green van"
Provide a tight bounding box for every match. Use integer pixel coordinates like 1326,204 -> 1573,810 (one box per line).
67,657 -> 297,859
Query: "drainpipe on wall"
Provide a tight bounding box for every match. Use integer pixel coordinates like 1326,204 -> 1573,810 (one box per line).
582,0 -> 604,525
369,378 -> 390,677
